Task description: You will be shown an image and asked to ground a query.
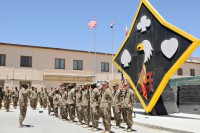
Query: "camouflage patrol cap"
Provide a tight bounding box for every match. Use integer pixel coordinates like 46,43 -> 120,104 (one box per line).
54,88 -> 59,92
113,83 -> 119,87
102,81 -> 109,85
84,83 -> 90,86
124,80 -> 130,85
68,83 -> 73,87
90,82 -> 96,86
77,84 -> 83,87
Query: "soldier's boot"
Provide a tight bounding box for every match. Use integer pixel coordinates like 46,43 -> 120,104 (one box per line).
92,128 -> 99,131
18,121 -> 23,128
127,128 -> 132,132
82,125 -> 89,128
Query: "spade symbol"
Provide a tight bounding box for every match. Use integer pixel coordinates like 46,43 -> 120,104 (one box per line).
121,49 -> 131,67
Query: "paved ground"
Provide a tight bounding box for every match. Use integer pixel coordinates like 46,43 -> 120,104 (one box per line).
134,108 -> 200,133
0,106 -> 171,133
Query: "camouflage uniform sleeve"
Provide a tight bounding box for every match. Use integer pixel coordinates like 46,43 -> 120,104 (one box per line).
95,89 -> 101,105
22,89 -> 29,97
130,90 -> 135,104
107,89 -> 113,103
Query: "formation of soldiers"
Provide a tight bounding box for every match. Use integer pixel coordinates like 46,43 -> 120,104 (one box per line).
0,81 -> 135,132
0,86 -> 19,112
49,81 -> 135,133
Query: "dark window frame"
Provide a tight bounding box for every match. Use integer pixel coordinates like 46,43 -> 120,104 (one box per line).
177,68 -> 183,76
55,58 -> 65,69
0,54 -> 6,66
20,56 -> 32,67
73,60 -> 83,70
101,62 -> 109,72
190,69 -> 195,76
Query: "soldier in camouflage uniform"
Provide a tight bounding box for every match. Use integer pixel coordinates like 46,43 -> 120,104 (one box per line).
66,84 -> 76,122
53,89 -> 60,117
90,82 -> 101,131
75,85 -> 84,124
31,88 -> 39,109
18,84 -> 29,128
0,86 -> 3,109
47,87 -> 54,115
41,88 -> 48,109
60,87 -> 68,120
81,83 -> 90,128
29,87 -> 34,109
121,81 -> 135,132
39,88 -> 44,108
112,83 -> 123,128
4,87 -> 12,112
12,86 -> 19,109
100,81 -> 113,133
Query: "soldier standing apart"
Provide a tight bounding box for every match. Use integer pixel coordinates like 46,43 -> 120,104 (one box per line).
75,85 -> 84,125
90,83 -> 101,131
12,86 -> 19,109
112,83 -> 123,128
47,87 -> 54,115
18,84 -> 29,128
29,87 -> 34,109
0,86 -> 3,109
81,83 -> 90,128
121,81 -> 135,132
66,84 -> 76,122
100,81 -> 113,133
41,88 -> 48,109
53,89 -> 60,117
31,88 -> 39,109
39,88 -> 44,108
4,86 -> 12,112
59,87 -> 68,120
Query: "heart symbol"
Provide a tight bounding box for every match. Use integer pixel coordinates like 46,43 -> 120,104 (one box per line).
161,38 -> 178,59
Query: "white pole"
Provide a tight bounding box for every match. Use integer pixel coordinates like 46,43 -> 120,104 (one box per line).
12,66 -> 14,89
111,22 -> 114,80
94,25 -> 97,82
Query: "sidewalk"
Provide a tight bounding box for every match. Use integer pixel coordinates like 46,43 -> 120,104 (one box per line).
133,108 -> 200,133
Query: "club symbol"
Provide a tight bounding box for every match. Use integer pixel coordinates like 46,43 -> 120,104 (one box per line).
137,16 -> 151,33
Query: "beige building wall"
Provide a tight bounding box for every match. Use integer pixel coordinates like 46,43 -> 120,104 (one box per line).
0,43 -> 120,89
173,59 -> 200,78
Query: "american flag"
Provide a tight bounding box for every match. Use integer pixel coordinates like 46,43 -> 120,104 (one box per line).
88,19 -> 97,29
121,73 -> 126,87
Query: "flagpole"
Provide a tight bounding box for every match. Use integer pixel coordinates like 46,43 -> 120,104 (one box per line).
94,24 -> 97,82
111,21 -> 114,80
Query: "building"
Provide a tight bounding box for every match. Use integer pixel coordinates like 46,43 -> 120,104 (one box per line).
0,42 -> 120,89
173,57 -> 200,78
0,42 -> 199,89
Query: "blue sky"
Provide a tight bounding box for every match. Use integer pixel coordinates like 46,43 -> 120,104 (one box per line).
0,0 -> 199,57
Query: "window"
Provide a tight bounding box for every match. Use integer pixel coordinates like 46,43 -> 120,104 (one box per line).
177,68 -> 183,76
73,60 -> 83,70
101,62 -> 109,72
55,59 -> 65,69
20,56 -> 32,67
190,69 -> 195,76
0,54 -> 6,66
